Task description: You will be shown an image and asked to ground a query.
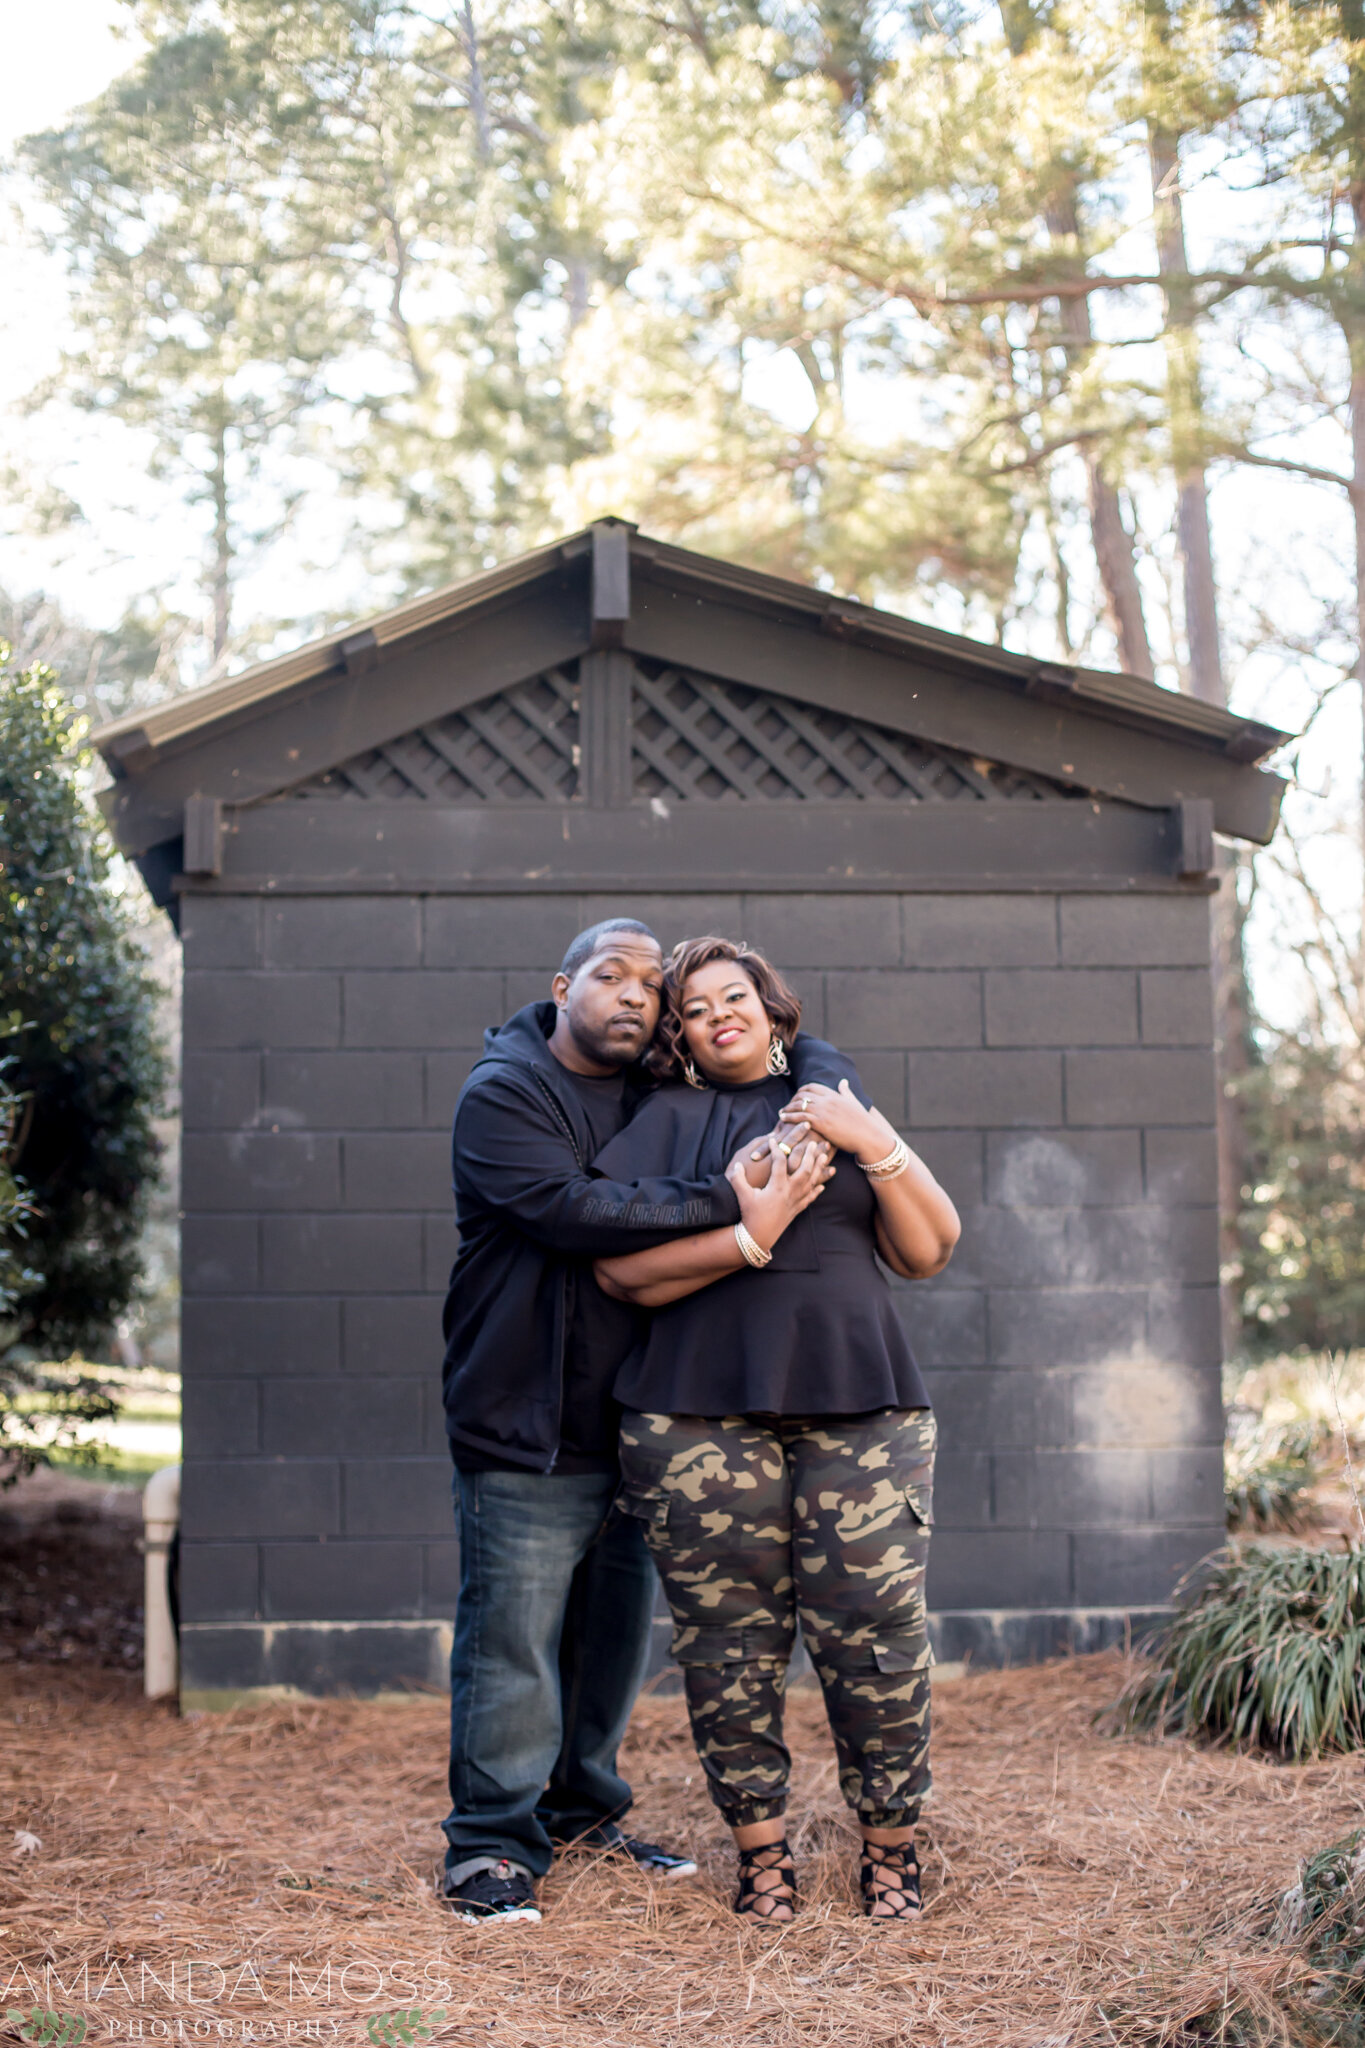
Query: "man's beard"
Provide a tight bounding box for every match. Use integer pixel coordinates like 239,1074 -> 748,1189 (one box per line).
568,1012 -> 648,1070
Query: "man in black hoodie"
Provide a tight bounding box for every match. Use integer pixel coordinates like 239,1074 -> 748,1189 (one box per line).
438,917 -> 751,1924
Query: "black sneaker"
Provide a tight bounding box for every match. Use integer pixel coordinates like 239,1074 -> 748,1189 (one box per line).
612,1834 -> 699,1880
441,1860 -> 541,1924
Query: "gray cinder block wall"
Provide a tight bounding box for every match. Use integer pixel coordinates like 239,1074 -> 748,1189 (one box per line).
176,882 -> 1222,1698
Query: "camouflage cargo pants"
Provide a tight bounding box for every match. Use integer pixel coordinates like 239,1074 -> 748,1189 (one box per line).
618,1407 -> 936,1829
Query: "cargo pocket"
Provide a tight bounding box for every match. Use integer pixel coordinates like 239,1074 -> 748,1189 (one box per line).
903,1481 -> 934,1529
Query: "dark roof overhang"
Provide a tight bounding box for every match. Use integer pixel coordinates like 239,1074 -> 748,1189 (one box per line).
94,521 -> 1290,854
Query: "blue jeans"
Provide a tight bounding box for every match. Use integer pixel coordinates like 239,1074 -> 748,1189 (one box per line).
441,1467 -> 658,1885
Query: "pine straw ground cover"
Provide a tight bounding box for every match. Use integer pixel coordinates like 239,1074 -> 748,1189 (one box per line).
2,1656 -> 1361,2048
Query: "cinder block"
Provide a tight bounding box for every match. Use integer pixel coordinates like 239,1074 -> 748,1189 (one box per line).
1146,1287 -> 1223,1365
1072,1360 -> 1224,1449
264,898 -> 421,969
425,1053 -> 481,1128
183,1053 -> 261,1132
182,1217 -> 259,1296
957,1207 -> 1071,1288
578,895 -> 743,950
826,971 -> 981,1049
181,1458 -> 341,1541
181,1378 -> 261,1458
909,1130 -> 983,1209
994,1448 -> 1151,1529
264,1053 -> 425,1132
910,1051 -> 1063,1128
987,1130 -> 1142,1208
985,970 -> 1137,1048
261,1379 -> 345,1457
422,1539 -> 461,1615
1065,1049 -> 1216,1127
1144,1129 -> 1218,1205
185,972 -> 341,1050
895,1285 -> 987,1368
342,1458 -> 454,1537
422,1382 -> 454,1453
424,1213 -> 460,1293
924,1367 -> 1073,1450
262,1540 -> 422,1620
1060,896 -> 1210,968
1072,1528 -> 1214,1607
988,1289 -> 1146,1367
342,971 -> 504,1049
1140,970 -> 1213,1046
1069,1207 -> 1219,1287
179,1542 -> 261,1624
424,896 -> 578,969
902,896 -> 1058,968
1151,1444 -> 1226,1525
343,1379 -> 425,1456
741,895 -> 901,968
181,897 -> 262,969
503,971 -> 561,1015
262,1216 -> 422,1294
183,1133 -> 341,1213
179,1626 -> 268,1692
343,1295 -> 445,1375
835,1050 -> 906,1123
926,1530 -> 1072,1609
930,1451 -> 992,1528
342,1133 -> 451,1211
181,1298 -> 342,1378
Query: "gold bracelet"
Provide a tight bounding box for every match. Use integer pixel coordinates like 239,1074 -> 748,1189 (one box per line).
859,1137 -> 911,1182
735,1222 -> 773,1269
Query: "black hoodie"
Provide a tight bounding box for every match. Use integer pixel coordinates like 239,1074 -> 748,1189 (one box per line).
440,1001 -> 745,1471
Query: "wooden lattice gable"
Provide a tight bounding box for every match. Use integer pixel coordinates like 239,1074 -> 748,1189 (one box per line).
95,522 -> 1289,896
277,656 -> 1091,809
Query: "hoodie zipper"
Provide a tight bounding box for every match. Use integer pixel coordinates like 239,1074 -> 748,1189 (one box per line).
531,1069 -> 584,1475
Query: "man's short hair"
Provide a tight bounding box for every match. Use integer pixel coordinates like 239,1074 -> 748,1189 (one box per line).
559,918 -> 659,981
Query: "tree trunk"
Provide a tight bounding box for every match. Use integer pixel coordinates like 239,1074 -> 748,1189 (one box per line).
1149,123 -> 1225,704
209,422 -> 230,663
998,0 -> 1156,677
1086,459 -> 1154,677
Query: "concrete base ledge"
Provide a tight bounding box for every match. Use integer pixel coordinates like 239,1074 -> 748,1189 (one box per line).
179,1606 -> 1171,1711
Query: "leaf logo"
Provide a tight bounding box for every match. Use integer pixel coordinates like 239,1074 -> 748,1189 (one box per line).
6,2010 -> 88,2047
365,2010 -> 446,2047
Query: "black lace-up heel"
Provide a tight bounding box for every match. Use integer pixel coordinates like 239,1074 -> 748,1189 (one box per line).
859,1838 -> 922,1920
734,1837 -> 798,1920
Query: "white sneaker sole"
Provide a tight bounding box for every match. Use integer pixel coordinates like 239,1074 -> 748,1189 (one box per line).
448,1905 -> 542,1925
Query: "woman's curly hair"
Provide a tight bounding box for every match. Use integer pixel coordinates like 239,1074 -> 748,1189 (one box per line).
646,936 -> 802,1082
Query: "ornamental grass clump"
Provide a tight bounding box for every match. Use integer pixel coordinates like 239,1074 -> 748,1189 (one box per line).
1225,1430 -> 1317,1533
1108,1544 -> 1365,1759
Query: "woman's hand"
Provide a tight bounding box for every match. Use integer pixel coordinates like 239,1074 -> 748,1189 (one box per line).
738,1120 -> 826,1187
778,1079 -> 897,1164
726,1138 -> 833,1253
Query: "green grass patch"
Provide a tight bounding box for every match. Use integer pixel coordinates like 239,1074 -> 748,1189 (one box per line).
1106,1544 -> 1365,1760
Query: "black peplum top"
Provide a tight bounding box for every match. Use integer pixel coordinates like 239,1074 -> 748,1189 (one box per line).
593,1059 -> 930,1421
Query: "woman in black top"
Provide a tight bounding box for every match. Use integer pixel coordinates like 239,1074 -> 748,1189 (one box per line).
595,937 -> 959,1922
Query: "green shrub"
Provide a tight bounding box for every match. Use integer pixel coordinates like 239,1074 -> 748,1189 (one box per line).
1107,1545 -> 1365,1760
0,653 -> 165,1482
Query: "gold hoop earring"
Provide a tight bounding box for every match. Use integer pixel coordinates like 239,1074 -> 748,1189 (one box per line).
766,1034 -> 790,1077
682,1056 -> 707,1091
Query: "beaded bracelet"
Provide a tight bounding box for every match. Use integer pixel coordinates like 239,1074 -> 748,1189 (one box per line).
859,1137 -> 911,1182
735,1222 -> 773,1268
